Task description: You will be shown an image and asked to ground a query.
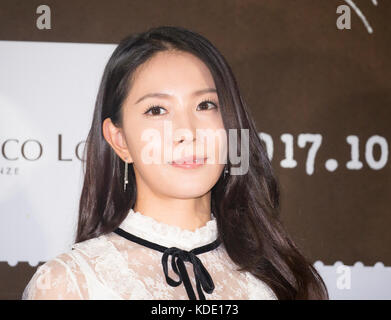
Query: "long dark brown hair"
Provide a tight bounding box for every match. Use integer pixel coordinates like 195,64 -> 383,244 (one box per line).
76,25 -> 328,300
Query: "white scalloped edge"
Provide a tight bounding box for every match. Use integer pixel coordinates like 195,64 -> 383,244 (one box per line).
3,260 -> 51,267
313,260 -> 391,269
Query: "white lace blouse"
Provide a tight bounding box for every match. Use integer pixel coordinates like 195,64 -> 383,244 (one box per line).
22,208 -> 277,300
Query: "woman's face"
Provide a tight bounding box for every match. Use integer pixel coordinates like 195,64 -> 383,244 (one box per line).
110,50 -> 226,198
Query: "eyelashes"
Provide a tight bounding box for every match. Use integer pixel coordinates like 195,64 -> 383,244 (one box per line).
143,105 -> 166,116
142,98 -> 219,117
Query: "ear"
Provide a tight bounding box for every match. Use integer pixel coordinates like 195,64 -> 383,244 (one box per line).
102,117 -> 134,163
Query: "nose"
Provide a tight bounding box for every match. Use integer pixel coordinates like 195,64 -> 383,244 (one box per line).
172,108 -> 197,146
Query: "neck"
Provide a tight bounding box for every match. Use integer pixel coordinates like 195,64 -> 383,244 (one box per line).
133,181 -> 212,232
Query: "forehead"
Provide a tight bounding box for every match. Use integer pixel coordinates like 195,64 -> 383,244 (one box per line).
127,51 -> 216,101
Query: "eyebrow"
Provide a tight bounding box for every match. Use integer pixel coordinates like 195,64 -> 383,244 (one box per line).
134,88 -> 217,105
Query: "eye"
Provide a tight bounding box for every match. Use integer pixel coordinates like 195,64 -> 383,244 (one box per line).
143,105 -> 168,116
196,99 -> 218,111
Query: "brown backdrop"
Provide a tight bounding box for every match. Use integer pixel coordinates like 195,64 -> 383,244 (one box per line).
0,0 -> 390,299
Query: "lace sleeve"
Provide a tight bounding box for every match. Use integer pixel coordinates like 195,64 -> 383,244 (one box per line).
21,252 -> 88,300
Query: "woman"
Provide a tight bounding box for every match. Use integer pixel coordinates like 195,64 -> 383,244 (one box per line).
22,26 -> 328,300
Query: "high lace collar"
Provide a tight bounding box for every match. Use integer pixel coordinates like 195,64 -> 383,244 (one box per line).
117,208 -> 218,251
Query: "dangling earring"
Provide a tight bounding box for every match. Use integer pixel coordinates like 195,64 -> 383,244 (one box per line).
124,158 -> 129,192
223,165 -> 229,179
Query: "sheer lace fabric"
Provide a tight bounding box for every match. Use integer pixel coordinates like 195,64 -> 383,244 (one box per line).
22,209 -> 277,300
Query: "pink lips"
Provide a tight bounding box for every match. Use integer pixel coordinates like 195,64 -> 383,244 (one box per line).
169,155 -> 208,169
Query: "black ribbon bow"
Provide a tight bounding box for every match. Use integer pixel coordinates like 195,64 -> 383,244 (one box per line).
114,227 -> 221,300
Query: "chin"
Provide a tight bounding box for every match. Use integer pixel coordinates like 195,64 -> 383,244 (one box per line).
162,180 -> 216,198
164,189 -> 210,199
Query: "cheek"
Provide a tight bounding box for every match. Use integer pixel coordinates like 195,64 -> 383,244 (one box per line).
203,115 -> 226,162
125,123 -> 165,164
198,127 -> 227,165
